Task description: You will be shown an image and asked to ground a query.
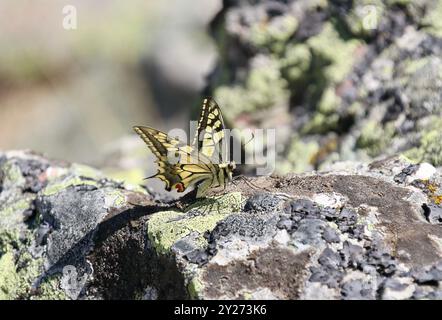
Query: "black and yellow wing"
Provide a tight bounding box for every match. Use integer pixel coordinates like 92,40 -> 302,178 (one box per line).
192,97 -> 228,163
133,126 -> 216,193
133,126 -> 193,164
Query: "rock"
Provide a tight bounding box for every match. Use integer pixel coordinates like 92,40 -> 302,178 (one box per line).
0,151 -> 153,300
411,260 -> 442,284
1,151 -> 442,299
382,277 -> 415,300
395,163 -> 437,185
244,193 -> 285,212
322,227 -> 340,243
422,203 -> 442,224
341,279 -> 375,300
2,0 -> 442,301
206,0 -> 442,174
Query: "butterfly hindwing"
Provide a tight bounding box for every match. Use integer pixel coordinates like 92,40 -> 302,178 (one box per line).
133,125 -> 215,193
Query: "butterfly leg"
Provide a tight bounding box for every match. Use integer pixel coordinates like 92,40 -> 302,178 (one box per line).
233,175 -> 273,193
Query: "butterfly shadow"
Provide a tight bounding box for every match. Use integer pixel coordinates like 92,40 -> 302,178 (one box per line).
37,203 -> 188,299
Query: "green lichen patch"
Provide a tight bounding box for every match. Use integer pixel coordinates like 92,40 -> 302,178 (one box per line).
386,0 -> 411,4
356,121 -> 396,156
250,15 -> 298,53
0,250 -> 20,300
70,164 -> 103,180
0,248 -> 43,299
278,138 -> 319,174
247,58 -> 289,109
401,57 -> 433,77
0,195 -> 35,231
280,44 -> 312,83
147,193 -> 243,255
302,87 -> 343,134
304,113 -> 341,135
0,161 -> 26,190
104,189 -> 127,209
42,176 -> 99,197
184,192 -> 244,215
405,128 -> 442,166
32,275 -> 66,300
421,0 -> 442,37
344,1 -> 385,37
317,87 -> 339,113
105,167 -> 148,194
0,230 -> 21,254
214,57 -> 289,121
187,276 -> 204,300
307,23 -> 361,85
403,117 -> 442,166
123,183 -> 149,195
0,222 -> 59,300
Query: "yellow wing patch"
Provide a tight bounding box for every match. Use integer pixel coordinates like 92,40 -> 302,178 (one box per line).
192,98 -> 227,161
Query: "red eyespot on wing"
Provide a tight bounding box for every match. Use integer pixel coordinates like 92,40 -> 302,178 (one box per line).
175,183 -> 185,193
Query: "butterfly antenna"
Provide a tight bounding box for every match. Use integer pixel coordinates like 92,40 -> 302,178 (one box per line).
232,174 -> 260,190
143,173 -> 158,180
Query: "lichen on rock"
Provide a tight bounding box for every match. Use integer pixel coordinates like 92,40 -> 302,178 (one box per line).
1,149 -> 442,299
206,0 -> 442,174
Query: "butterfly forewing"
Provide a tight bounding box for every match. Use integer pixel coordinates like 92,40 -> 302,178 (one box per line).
133,126 -> 193,163
192,98 -> 228,164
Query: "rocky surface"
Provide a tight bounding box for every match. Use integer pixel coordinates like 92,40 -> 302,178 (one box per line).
1,150 -> 442,300
206,0 -> 442,174
0,151 -> 153,299
2,0 -> 442,301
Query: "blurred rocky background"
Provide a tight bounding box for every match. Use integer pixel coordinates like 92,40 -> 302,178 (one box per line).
208,0 -> 442,174
1,0 -> 442,183
0,0 -> 220,177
